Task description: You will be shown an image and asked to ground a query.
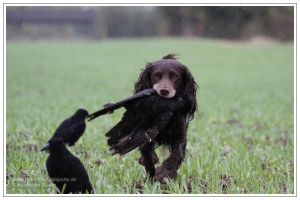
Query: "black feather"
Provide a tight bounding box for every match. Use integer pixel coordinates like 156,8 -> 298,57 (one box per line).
48,109 -> 89,146
88,90 -> 185,155
87,89 -> 156,121
40,139 -> 93,194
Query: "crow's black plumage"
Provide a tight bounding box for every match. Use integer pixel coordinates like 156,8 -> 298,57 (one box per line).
88,89 -> 156,121
87,89 -> 185,156
48,109 -> 88,146
40,138 -> 93,194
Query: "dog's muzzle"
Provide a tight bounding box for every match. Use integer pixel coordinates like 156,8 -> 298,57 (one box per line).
153,84 -> 176,98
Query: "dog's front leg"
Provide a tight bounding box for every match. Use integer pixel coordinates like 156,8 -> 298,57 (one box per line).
155,135 -> 187,184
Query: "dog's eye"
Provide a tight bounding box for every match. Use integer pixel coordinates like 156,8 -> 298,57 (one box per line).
171,74 -> 178,79
153,74 -> 160,79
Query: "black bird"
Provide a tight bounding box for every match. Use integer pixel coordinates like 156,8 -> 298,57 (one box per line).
87,89 -> 185,156
88,89 -> 156,120
48,109 -> 89,146
40,138 -> 93,194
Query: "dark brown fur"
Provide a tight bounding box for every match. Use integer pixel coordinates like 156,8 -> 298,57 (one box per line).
134,54 -> 198,183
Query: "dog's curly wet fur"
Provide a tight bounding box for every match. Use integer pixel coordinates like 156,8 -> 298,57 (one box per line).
134,54 -> 198,183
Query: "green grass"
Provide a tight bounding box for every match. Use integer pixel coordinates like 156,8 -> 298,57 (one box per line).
5,37 -> 294,195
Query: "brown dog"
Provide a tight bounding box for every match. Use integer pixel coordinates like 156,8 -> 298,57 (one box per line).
134,54 -> 198,183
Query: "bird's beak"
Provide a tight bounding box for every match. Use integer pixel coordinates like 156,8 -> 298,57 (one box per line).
40,143 -> 50,151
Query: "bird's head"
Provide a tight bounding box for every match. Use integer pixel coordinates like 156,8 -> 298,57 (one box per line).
40,138 -> 65,153
75,108 -> 89,119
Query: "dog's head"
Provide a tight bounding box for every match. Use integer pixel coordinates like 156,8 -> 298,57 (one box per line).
134,54 -> 198,99
134,54 -> 199,122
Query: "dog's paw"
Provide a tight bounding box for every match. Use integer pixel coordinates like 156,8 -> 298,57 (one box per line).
155,165 -> 177,184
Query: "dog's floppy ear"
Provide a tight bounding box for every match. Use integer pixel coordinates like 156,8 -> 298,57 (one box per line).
134,63 -> 153,94
180,65 -> 198,96
179,65 -> 199,121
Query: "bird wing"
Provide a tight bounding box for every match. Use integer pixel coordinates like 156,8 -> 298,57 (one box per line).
50,118 -> 72,140
48,117 -> 86,146
109,127 -> 159,156
87,89 -> 156,121
103,93 -> 185,156
108,110 -> 174,155
104,95 -> 159,148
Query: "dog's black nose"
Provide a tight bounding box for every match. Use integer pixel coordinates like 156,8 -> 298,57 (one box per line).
159,89 -> 170,96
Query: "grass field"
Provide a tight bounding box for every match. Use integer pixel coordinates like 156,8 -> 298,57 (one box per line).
5,37 -> 294,195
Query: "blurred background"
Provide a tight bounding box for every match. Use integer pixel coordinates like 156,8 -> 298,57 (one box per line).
6,6 -> 294,41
